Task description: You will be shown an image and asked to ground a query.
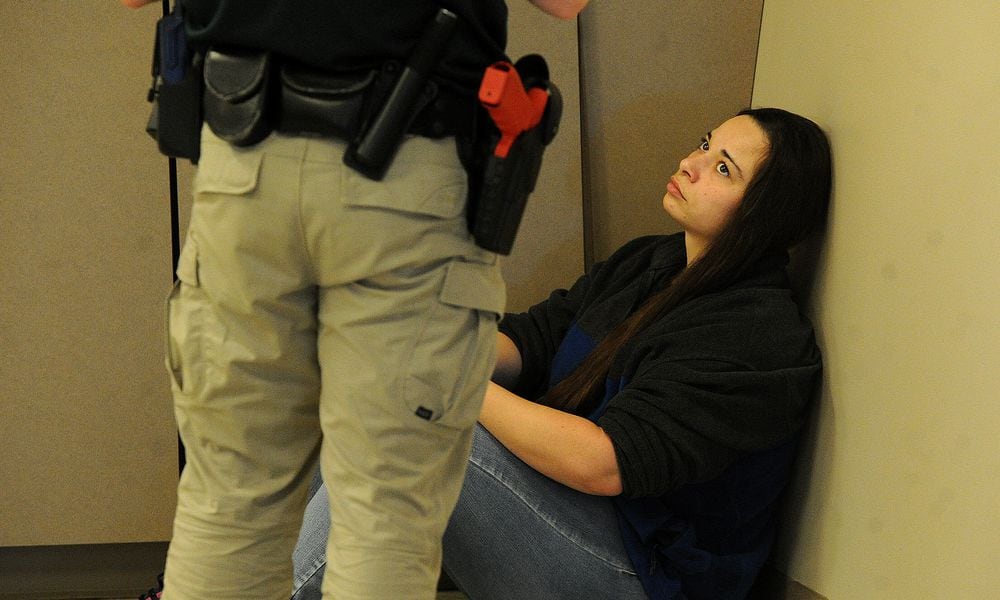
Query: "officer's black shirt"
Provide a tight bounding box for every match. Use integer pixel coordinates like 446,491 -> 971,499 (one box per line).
181,0 -> 508,92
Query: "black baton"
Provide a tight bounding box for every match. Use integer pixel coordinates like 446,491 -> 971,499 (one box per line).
344,8 -> 459,180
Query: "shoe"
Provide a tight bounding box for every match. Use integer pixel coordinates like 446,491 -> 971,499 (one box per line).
138,572 -> 164,599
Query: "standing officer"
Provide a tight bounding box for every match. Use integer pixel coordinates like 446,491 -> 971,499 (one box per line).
122,1 -> 589,599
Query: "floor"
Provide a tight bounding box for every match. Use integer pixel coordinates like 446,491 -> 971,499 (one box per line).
99,593 -> 468,600
99,595 -> 468,600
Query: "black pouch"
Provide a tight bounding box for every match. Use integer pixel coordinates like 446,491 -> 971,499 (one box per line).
202,48 -> 274,147
278,62 -> 380,140
146,5 -> 202,162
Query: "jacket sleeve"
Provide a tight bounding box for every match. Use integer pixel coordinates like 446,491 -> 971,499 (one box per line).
498,269 -> 594,400
598,293 -> 822,498
499,235 -> 678,400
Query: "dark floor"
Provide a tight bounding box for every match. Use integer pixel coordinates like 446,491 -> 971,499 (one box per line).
98,595 -> 467,600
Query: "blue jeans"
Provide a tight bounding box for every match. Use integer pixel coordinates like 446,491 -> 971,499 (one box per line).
291,425 -> 647,599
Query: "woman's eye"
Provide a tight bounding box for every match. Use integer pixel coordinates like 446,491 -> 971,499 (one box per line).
699,139 -> 710,151
716,162 -> 730,177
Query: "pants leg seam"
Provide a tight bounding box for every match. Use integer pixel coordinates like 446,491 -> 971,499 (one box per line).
466,456 -> 637,575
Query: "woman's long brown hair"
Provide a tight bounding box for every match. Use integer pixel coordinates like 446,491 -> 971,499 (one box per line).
541,108 -> 833,414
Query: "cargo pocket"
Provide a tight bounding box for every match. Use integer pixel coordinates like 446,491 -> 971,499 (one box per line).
403,260 -> 506,429
343,137 -> 467,219
193,135 -> 264,198
165,236 -> 204,394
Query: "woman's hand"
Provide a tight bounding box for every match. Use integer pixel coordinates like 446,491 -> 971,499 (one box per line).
479,381 -> 622,496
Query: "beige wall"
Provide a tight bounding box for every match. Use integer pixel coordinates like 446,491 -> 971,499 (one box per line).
502,4 -> 585,311
578,0 -> 764,264
753,1 -> 1000,598
1,1 -> 179,547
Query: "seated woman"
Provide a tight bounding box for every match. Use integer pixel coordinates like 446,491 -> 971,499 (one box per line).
291,107 -> 833,600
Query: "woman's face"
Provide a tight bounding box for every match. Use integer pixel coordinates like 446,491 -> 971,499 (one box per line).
663,115 -> 769,256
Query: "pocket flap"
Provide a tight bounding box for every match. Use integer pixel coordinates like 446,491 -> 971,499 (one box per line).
204,49 -> 271,102
343,138 -> 467,219
280,64 -> 375,98
193,140 -> 264,196
440,260 -> 506,317
175,236 -> 199,286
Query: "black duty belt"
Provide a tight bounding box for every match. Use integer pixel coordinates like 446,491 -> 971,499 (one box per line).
204,8 -> 471,182
202,48 -> 477,152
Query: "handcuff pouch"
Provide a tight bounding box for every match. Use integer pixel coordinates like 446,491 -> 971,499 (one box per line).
202,48 -> 274,147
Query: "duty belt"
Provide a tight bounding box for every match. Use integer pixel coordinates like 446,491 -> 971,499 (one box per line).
203,10 -> 469,181
202,48 -> 477,153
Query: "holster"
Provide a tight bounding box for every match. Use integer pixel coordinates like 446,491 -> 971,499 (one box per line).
466,55 -> 562,255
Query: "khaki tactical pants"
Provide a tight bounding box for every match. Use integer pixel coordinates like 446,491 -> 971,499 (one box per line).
162,128 -> 504,600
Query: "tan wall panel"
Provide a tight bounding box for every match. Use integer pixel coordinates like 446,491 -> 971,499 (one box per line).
753,1 -> 1000,597
1,1 -> 178,546
502,4 -> 585,311
578,0 -> 764,263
